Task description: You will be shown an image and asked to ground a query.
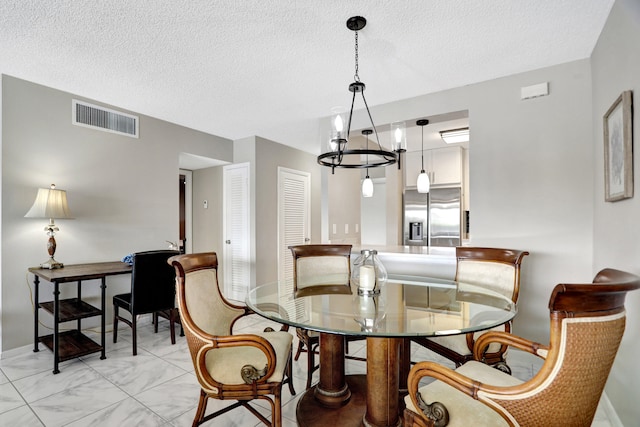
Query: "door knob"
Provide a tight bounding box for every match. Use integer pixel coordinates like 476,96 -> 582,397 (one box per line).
225,240 -> 231,244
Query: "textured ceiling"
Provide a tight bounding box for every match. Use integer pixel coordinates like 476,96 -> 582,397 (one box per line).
0,1 -> 614,158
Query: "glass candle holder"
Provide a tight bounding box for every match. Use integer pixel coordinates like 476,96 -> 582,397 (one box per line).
351,249 -> 387,295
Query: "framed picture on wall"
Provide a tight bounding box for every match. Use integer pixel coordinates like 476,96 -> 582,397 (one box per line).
603,90 -> 633,202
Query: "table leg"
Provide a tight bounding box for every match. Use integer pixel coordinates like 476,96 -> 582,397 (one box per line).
77,280 -> 82,332
399,338 -> 412,399
53,281 -> 60,374
365,337 -> 401,427
100,277 -> 106,360
314,332 -> 351,407
33,275 -> 40,352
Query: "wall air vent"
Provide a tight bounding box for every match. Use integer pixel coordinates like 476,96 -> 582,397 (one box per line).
72,99 -> 139,138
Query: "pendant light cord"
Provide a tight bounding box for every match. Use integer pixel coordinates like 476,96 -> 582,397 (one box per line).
421,125 -> 425,171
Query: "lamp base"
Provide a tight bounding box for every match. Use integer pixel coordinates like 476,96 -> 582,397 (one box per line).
40,257 -> 64,269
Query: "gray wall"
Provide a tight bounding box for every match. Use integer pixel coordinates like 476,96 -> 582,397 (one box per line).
192,165 -> 224,254
233,136 -> 322,287
327,167 -> 361,243
255,136 -> 322,284
1,75 -> 233,352
591,0 -> 640,424
343,58 -> 594,344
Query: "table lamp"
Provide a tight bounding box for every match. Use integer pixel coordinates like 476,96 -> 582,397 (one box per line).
24,184 -> 73,269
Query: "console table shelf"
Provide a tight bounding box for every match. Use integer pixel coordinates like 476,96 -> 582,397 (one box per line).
39,298 -> 102,321
39,330 -> 103,362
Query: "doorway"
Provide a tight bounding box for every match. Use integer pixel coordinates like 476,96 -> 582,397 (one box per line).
179,169 -> 193,254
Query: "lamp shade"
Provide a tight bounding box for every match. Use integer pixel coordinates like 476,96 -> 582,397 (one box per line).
362,176 -> 374,198
390,121 -> 406,151
417,172 -> 430,193
329,106 -> 348,151
25,185 -> 73,219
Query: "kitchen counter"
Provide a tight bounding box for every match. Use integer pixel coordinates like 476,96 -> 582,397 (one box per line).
351,245 -> 457,280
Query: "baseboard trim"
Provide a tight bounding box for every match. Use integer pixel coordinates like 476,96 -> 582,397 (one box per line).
600,392 -> 623,427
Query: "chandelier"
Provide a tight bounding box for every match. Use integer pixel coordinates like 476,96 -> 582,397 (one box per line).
317,16 -> 400,173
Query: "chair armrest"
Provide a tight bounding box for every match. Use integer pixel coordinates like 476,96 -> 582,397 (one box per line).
473,331 -> 548,361
403,407 -> 436,427
193,332 -> 279,389
408,361 -> 480,403
407,359 -> 538,425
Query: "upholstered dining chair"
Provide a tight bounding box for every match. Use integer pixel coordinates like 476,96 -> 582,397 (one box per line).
288,244 -> 355,389
168,252 -> 295,427
412,247 -> 528,373
404,268 -> 640,427
113,249 -> 180,355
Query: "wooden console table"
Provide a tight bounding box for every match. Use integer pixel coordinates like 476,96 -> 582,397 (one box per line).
29,262 -> 132,374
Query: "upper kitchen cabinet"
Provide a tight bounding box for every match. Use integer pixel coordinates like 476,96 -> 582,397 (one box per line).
404,145 -> 465,187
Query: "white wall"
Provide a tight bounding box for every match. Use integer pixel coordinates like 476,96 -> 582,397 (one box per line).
591,0 -> 640,424
1,75 -> 233,351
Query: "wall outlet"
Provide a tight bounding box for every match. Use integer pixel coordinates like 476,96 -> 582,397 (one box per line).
345,223 -> 349,234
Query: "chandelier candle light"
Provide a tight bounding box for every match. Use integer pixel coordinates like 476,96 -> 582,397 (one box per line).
24,184 -> 73,269
317,16 -> 400,172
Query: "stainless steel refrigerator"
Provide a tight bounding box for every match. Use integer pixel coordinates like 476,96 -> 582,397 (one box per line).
403,188 -> 461,247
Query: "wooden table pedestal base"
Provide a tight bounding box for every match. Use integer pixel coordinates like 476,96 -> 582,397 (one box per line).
296,375 -> 367,427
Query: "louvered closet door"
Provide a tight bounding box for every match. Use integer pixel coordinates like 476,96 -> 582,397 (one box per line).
277,167 -> 310,283
223,163 -> 250,301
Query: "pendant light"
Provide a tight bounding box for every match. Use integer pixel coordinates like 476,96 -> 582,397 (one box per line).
362,129 -> 374,197
317,16 -> 398,173
416,119 -> 430,193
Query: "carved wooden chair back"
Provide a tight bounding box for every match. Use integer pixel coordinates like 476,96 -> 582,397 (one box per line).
455,247 -> 529,303
487,269 -> 639,425
289,244 -> 352,295
288,244 -> 352,389
404,268 -> 640,427
169,252 -> 294,427
413,247 -> 529,371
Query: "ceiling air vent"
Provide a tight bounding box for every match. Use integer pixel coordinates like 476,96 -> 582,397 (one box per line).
72,99 -> 139,138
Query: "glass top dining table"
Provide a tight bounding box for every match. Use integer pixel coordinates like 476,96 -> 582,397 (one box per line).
246,274 -> 516,427
246,274 -> 516,338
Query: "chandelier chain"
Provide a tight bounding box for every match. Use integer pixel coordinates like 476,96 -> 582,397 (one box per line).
354,30 -> 360,82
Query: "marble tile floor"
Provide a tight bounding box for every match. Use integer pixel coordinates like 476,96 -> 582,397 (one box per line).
1,314 -> 615,427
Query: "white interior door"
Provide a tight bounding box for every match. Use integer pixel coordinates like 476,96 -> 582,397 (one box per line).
277,167 -> 310,283
223,163 -> 250,301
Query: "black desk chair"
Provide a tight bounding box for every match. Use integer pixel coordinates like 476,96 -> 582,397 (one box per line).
113,249 -> 180,355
